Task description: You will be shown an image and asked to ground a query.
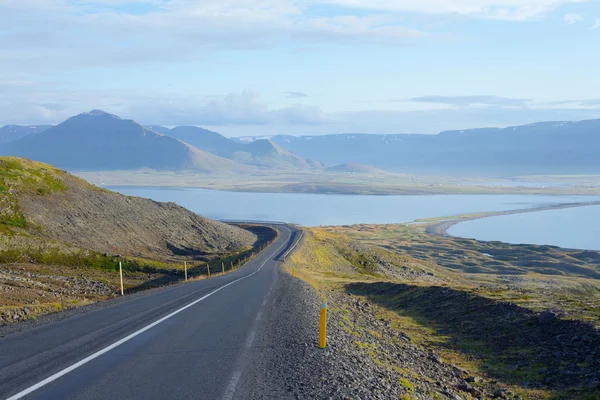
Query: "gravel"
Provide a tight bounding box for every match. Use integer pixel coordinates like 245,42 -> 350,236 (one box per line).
240,268 -> 514,400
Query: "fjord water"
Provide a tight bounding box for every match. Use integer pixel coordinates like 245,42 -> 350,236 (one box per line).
448,205 -> 600,251
108,187 -> 599,249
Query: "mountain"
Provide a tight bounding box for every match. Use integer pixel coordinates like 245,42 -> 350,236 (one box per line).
0,125 -> 52,144
145,125 -> 172,135
167,126 -> 241,156
163,126 -> 321,170
0,111 -> 251,173
0,157 -> 256,260
325,163 -> 387,174
270,119 -> 600,175
229,139 -> 322,170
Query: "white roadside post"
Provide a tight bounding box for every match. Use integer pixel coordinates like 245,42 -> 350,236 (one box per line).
184,261 -> 188,282
119,262 -> 124,296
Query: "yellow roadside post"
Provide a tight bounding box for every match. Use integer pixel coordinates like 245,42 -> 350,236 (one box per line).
320,302 -> 327,349
119,261 -> 124,296
207,263 -> 211,278
292,267 -> 296,277
184,261 -> 188,282
222,262 -> 225,274
231,261 -> 234,270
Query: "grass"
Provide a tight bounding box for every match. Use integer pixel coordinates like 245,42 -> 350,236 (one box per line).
0,157 -> 68,230
284,223 -> 600,399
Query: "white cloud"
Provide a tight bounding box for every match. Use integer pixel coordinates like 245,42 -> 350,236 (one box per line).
591,19 -> 600,29
0,86 -> 328,127
320,0 -> 588,21
564,13 -> 583,24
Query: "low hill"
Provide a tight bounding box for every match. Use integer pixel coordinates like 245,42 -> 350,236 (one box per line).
0,125 -> 52,144
162,126 -> 321,170
230,139 -> 322,170
0,111 -> 251,173
325,163 -> 387,174
0,157 -> 257,261
167,126 -> 240,156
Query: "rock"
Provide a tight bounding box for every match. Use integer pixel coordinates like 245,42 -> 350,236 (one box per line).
429,353 -> 442,364
457,381 -> 475,394
539,310 -> 557,324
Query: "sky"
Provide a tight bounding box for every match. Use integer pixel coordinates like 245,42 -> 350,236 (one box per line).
2,0 -> 600,136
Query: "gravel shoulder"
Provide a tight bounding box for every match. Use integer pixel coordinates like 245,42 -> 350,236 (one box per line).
241,267 -> 501,400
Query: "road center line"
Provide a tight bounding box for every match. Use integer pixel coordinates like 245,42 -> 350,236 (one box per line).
6,227 -> 293,400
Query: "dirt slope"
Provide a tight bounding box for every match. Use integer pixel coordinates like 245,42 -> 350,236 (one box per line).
0,157 -> 256,261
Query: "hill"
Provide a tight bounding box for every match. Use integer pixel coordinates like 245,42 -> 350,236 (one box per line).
0,111 -> 251,173
229,139 -> 322,170
163,126 -> 320,170
270,118 -> 600,176
0,157 -> 256,261
167,126 -> 240,156
325,163 -> 387,174
144,125 -> 171,135
0,125 -> 52,144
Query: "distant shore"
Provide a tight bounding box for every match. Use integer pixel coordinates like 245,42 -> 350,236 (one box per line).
426,201 -> 600,237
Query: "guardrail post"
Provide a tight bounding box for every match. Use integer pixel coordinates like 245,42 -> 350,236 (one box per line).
119,262 -> 124,296
320,302 -> 327,349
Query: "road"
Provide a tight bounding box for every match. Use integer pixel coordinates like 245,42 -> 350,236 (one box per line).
0,225 -> 300,400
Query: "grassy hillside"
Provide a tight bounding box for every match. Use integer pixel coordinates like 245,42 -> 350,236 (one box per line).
285,224 -> 600,399
0,157 -> 259,322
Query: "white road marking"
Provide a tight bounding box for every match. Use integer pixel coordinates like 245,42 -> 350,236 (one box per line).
6,226 -> 293,400
245,330 -> 256,349
222,371 -> 242,400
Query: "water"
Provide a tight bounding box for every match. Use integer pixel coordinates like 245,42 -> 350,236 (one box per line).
107,186 -> 599,231
448,205 -> 600,251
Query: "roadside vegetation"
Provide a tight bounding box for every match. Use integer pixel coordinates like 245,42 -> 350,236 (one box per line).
284,224 -> 600,399
0,157 -> 273,324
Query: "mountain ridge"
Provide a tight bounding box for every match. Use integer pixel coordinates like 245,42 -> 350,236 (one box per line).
0,112 -> 252,173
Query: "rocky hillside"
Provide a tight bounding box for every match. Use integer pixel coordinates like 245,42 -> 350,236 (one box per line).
0,157 -> 256,261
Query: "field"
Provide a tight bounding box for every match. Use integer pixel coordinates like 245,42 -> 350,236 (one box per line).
76,170 -> 600,196
284,224 -> 600,399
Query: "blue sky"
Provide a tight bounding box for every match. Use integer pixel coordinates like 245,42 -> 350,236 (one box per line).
1,0 -> 600,136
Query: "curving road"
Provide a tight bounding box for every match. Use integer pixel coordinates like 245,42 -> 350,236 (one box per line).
0,225 -> 300,400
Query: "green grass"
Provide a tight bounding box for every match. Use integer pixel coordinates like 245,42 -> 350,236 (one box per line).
0,157 -> 69,230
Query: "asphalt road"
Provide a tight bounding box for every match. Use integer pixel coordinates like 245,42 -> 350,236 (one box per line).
0,225 -> 300,400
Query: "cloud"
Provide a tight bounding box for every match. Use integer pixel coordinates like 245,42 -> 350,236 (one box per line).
410,95 -> 531,107
591,19 -> 600,29
321,0 -> 587,21
564,13 -> 583,24
0,86 -> 329,127
284,92 -> 309,98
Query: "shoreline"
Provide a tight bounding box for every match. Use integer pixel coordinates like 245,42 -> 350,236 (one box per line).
425,201 -> 600,237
